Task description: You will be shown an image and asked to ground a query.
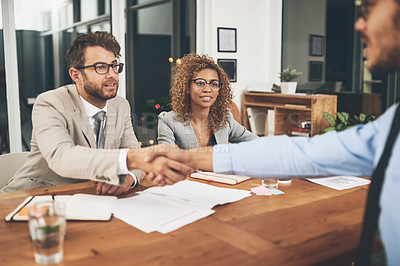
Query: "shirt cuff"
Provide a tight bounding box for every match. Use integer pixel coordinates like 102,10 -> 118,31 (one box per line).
118,149 -> 139,188
213,144 -> 233,173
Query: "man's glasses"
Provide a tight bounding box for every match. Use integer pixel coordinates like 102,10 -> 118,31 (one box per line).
355,0 -> 369,19
191,78 -> 222,91
77,62 -> 124,75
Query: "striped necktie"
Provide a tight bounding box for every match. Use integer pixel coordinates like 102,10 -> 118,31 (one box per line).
93,111 -> 106,149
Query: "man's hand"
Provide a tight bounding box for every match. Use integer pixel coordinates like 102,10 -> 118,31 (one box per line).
142,171 -> 169,187
92,174 -> 134,195
127,144 -> 195,186
144,146 -> 214,171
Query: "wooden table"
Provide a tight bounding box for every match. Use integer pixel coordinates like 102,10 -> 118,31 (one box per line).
0,178 -> 369,266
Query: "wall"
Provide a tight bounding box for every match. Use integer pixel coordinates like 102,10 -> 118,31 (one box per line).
13,0 -> 69,30
196,0 -> 282,109
282,0 -> 327,84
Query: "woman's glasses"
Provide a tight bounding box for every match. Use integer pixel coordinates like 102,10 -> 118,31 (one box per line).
191,78 -> 222,91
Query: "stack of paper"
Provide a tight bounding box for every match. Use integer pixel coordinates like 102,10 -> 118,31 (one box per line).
190,171 -> 250,185
307,176 -> 370,190
110,180 -> 251,234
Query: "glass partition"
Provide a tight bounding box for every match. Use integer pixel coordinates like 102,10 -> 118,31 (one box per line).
282,0 -> 386,115
0,0 -> 111,154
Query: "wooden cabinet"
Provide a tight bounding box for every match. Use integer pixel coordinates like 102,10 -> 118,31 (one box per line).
320,92 -> 381,117
241,92 -> 337,137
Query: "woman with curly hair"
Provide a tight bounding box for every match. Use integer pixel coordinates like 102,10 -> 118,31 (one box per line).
157,53 -> 257,149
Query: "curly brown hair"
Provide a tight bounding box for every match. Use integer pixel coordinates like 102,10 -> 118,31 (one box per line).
65,31 -> 121,69
170,53 -> 232,131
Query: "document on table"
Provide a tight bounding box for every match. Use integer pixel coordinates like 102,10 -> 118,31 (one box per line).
143,179 -> 251,209
110,180 -> 251,234
307,176 -> 370,190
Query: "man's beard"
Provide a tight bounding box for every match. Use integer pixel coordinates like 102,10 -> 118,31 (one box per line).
83,76 -> 118,101
367,14 -> 400,73
369,47 -> 400,73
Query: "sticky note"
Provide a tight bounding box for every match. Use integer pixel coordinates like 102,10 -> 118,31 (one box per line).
270,189 -> 285,195
251,186 -> 273,196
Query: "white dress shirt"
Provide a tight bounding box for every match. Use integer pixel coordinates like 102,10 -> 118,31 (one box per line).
80,96 -> 138,187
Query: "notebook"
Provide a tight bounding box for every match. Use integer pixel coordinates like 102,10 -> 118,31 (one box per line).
5,194 -> 117,222
190,172 -> 251,185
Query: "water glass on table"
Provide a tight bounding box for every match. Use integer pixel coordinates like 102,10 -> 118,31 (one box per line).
278,178 -> 292,184
28,201 -> 66,265
262,178 -> 278,189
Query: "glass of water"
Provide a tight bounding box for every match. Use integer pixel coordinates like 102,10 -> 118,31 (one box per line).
28,201 -> 66,265
262,178 -> 278,189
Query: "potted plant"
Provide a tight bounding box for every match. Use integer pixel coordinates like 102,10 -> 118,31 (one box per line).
322,111 -> 375,132
279,67 -> 302,94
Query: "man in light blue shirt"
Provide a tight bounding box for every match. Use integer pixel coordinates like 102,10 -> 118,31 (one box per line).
146,0 -> 400,264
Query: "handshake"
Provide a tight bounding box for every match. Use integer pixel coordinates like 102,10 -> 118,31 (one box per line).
127,144 -> 214,187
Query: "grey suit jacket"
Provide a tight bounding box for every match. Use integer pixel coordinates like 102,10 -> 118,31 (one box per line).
2,84 -> 141,192
157,111 -> 258,149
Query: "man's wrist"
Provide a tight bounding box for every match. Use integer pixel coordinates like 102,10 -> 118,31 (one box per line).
190,146 -> 213,171
127,148 -> 141,171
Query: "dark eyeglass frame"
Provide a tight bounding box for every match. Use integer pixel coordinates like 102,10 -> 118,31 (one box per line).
76,62 -> 124,75
191,78 -> 223,91
355,0 -> 368,20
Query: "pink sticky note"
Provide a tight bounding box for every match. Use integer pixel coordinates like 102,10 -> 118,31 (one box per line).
251,185 -> 273,196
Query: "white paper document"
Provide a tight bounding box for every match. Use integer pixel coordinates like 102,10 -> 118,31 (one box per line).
307,176 -> 370,190
110,180 -> 251,234
143,179 -> 251,209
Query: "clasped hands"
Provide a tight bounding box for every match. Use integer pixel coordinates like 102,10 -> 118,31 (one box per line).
93,144 -> 192,195
128,144 -> 194,187
94,144 -> 211,195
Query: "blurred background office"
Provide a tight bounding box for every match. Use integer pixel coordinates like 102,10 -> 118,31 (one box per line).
1,0 -> 399,154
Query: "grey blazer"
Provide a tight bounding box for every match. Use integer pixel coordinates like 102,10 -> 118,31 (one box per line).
157,111 -> 258,149
2,84 -> 141,192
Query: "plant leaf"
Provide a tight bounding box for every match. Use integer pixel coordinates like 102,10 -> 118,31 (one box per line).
323,112 -> 336,126
336,123 -> 345,131
364,115 -> 375,123
342,112 -> 350,121
360,113 -> 366,122
337,112 -> 346,123
323,126 -> 335,133
279,66 -> 302,82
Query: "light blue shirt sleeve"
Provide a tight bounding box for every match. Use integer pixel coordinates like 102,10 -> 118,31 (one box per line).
214,104 -> 400,266
213,104 -> 395,179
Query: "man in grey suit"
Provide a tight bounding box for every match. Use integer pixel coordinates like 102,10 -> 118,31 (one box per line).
1,31 -> 192,194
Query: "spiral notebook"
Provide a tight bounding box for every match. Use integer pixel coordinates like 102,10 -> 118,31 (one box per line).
5,194 -> 117,222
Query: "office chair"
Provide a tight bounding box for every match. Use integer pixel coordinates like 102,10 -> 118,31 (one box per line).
229,102 -> 243,125
0,151 -> 29,189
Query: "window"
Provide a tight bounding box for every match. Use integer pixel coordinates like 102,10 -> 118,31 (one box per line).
1,0 -> 111,154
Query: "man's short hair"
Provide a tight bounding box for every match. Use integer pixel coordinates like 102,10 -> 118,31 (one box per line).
65,31 -> 121,69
